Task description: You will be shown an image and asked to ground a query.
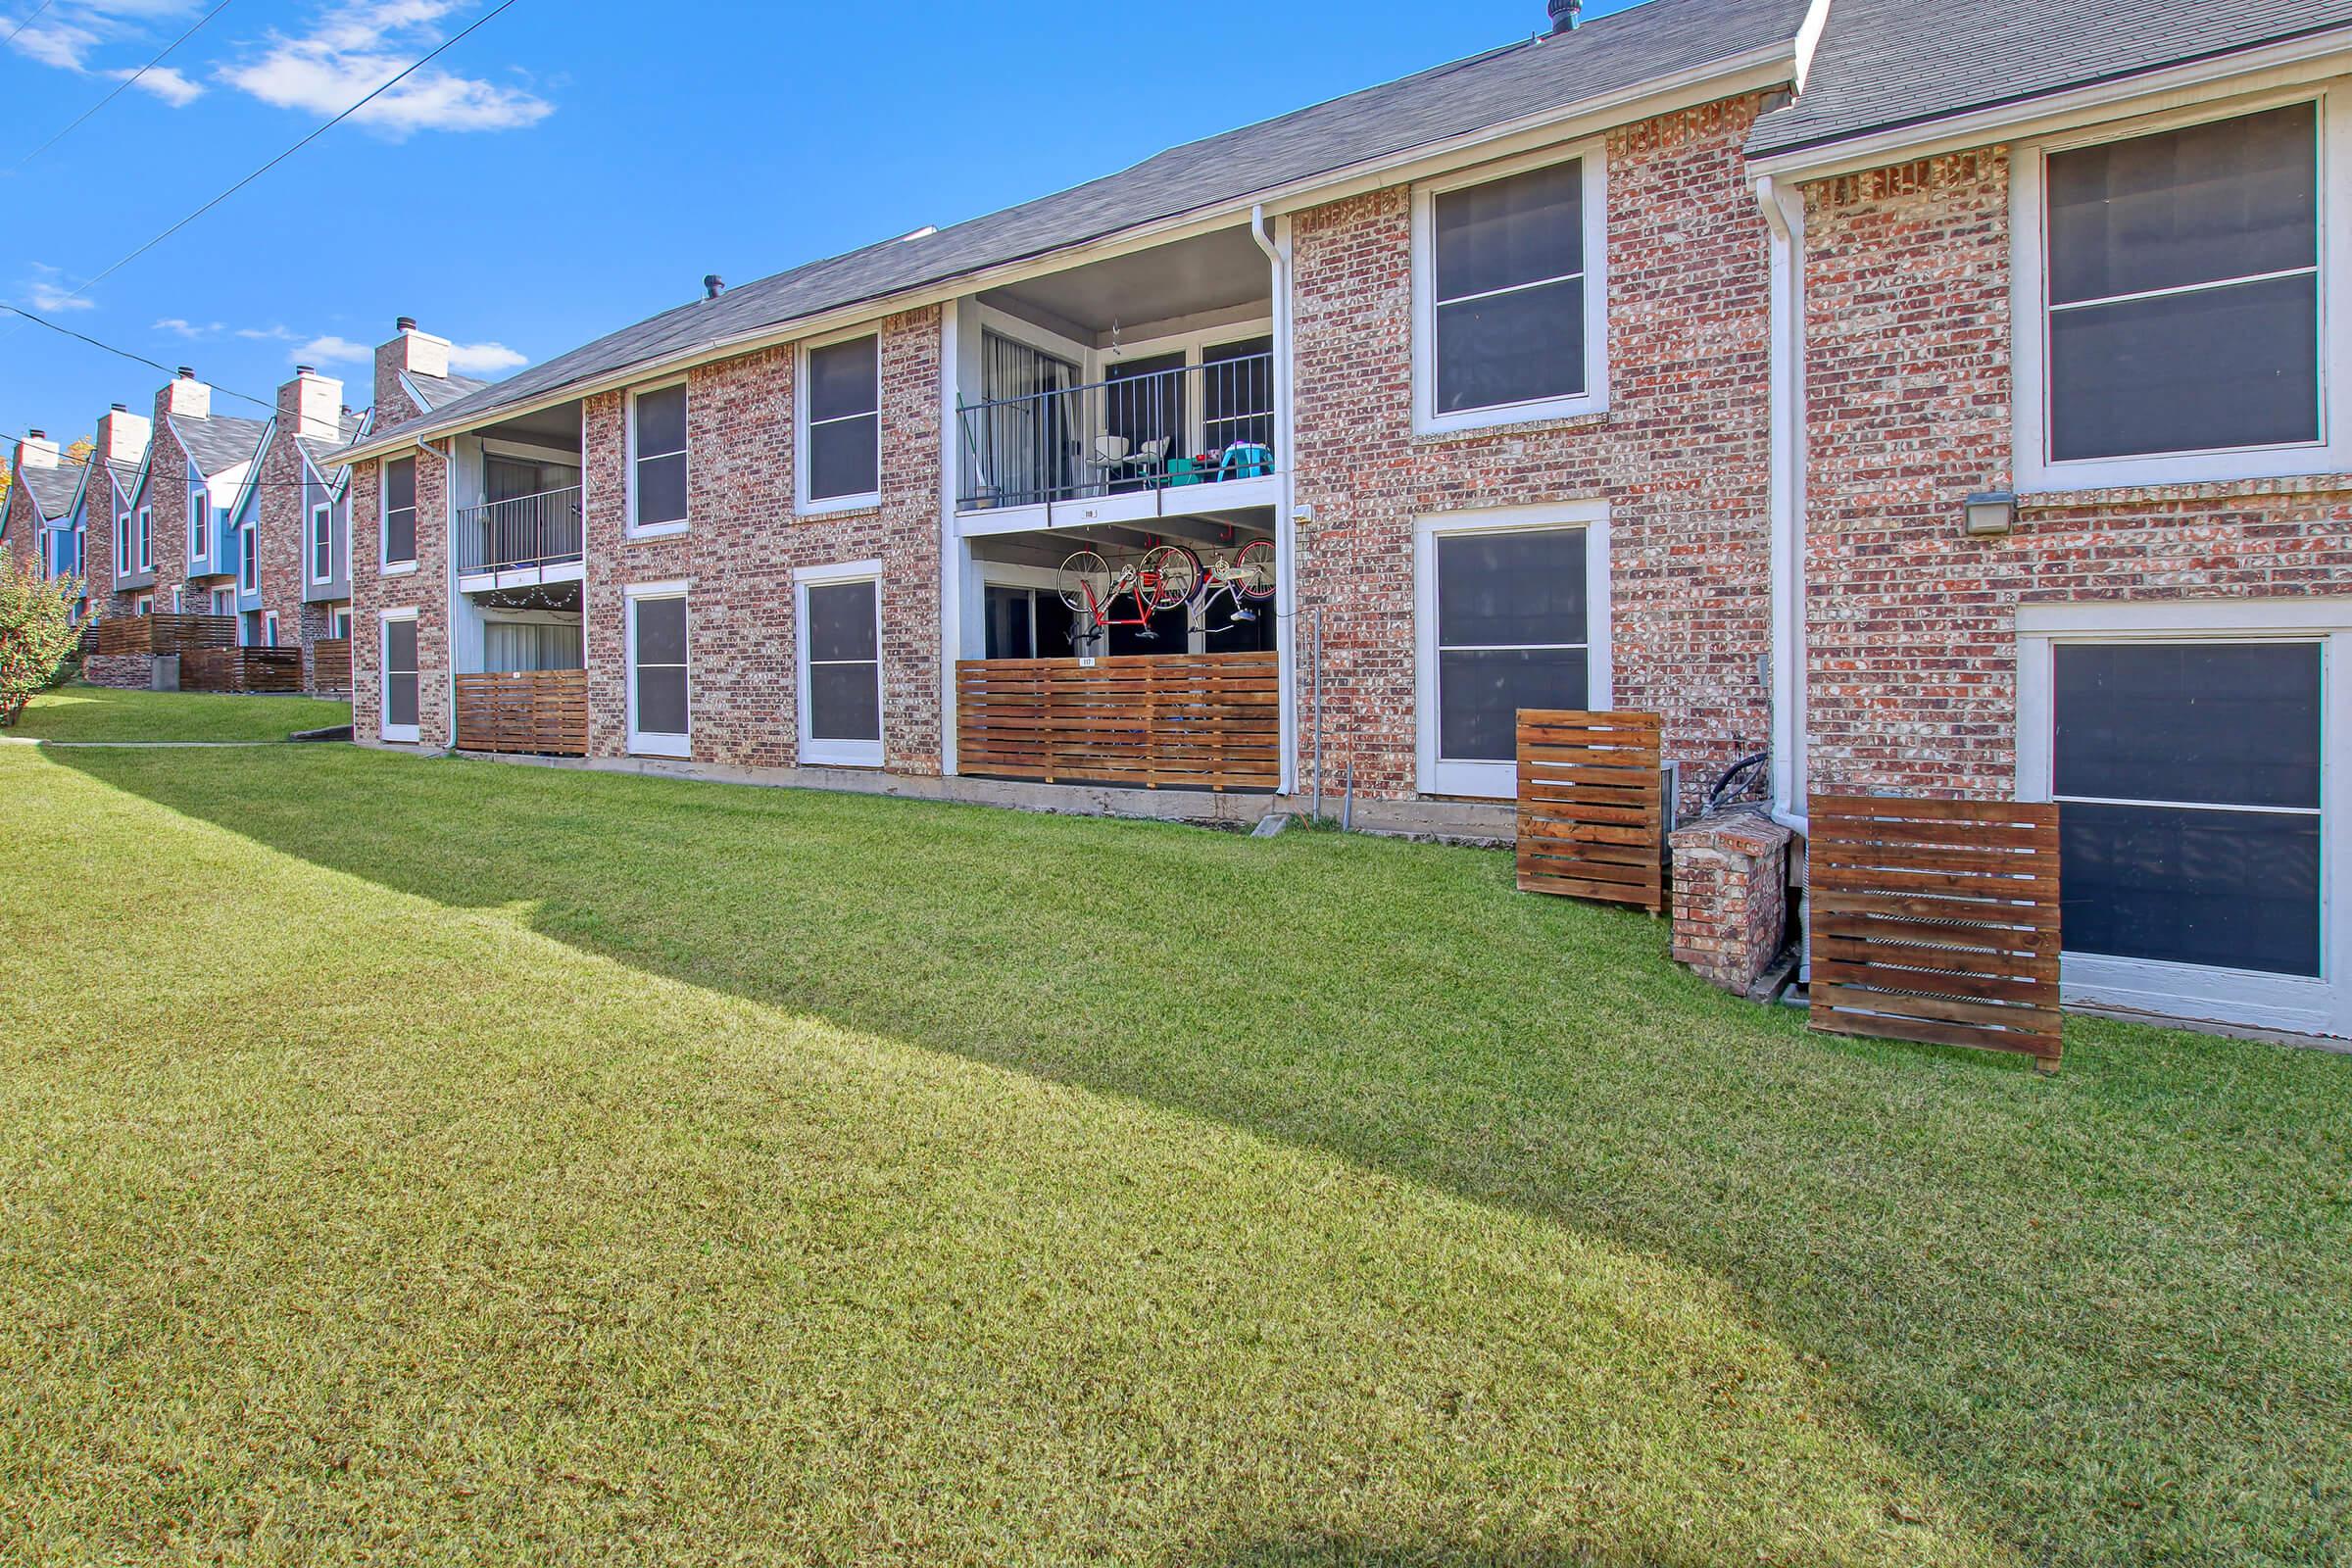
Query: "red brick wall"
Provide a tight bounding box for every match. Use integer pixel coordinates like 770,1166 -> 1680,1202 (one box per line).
3,482 -> 38,574
254,403 -> 311,672
347,446 -> 453,748
1797,148 -> 2352,801
145,406 -> 196,615
1288,94 -> 1777,807
580,307 -> 943,770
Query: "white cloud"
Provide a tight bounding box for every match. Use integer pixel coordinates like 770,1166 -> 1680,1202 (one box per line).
24,266 -> 95,312
446,340 -> 525,374
295,334 -> 371,366
153,317 -> 221,338
217,1 -> 552,138
236,324 -> 300,342
7,2 -> 198,73
111,63 -> 202,105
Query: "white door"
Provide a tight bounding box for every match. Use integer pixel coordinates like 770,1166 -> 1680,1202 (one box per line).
625,589 -> 690,759
2020,604 -> 2350,1036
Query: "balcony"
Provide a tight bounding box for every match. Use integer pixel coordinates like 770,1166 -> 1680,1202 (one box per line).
457,486 -> 584,590
956,352 -> 1278,532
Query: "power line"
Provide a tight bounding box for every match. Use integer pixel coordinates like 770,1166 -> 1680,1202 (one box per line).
2,2 -> 55,48
0,302 -> 271,406
16,0 -> 237,172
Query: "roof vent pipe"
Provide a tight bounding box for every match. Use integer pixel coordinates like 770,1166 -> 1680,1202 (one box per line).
111,403 -> 126,412
296,364 -> 316,376
177,366 -> 196,379
27,428 -> 43,439
1547,0 -> 1580,30
704,274 -> 724,300
396,316 -> 416,333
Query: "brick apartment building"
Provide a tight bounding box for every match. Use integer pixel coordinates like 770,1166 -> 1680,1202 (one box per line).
3,432 -> 81,593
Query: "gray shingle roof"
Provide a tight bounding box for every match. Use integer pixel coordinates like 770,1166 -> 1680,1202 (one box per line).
408,370 -> 490,411
16,462 -> 83,521
1749,0 -> 2352,158
368,0 -> 1807,448
171,413 -> 270,477
297,412 -> 369,484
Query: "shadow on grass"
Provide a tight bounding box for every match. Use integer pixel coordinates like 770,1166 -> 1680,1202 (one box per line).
48,745 -> 2352,1566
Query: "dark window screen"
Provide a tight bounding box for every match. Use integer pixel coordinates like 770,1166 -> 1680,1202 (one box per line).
1440,647 -> 1589,762
632,387 -> 688,527
1435,527 -> 1590,762
384,618 -> 418,729
1433,160 -> 1586,413
2061,802 -> 2320,975
383,457 -> 416,564
1104,353 -> 1186,492
983,586 -> 1034,661
632,596 -> 688,737
808,338 -> 880,502
807,580 -> 880,742
2044,104 -> 2320,461
1203,337 -> 1274,453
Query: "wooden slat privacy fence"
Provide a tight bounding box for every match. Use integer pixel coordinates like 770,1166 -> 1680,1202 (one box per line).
1515,710 -> 1666,912
181,647 -> 303,694
956,652 -> 1279,792
1807,794 -> 2063,1070
93,612 -> 235,659
454,669 -> 589,757
311,638 -> 352,694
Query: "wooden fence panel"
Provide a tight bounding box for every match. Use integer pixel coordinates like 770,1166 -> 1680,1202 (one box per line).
1807,794 -> 2063,1070
311,638 -> 352,694
92,613 -> 236,659
956,652 -> 1279,792
1515,710 -> 1665,911
454,670 -> 589,757
181,648 -> 304,693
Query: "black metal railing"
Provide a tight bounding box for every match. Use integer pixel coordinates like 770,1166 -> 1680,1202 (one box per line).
956,352 -> 1275,511
457,486 -> 584,575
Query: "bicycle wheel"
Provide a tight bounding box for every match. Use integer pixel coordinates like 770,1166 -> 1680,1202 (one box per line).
1235,539 -> 1277,600
1140,545 -> 1200,612
1056,550 -> 1109,614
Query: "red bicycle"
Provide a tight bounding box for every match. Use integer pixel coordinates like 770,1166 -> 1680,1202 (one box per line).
1057,545 -> 1197,638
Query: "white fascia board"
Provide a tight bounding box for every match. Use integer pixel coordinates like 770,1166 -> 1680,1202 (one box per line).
333,45 -> 1796,468
1748,24 -> 2352,182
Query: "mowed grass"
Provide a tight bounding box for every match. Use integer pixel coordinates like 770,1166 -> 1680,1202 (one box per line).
10,683 -> 350,743
0,736 -> 2345,1564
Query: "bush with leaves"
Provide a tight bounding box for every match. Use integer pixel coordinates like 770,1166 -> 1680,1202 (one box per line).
0,556 -> 83,726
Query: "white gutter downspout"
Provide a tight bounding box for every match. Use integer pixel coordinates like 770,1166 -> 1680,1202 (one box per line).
1250,202 -> 1301,797
1754,173 -> 1808,839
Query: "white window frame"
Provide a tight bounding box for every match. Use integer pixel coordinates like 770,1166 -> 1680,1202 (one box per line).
1411,143 -> 1610,437
115,511 -> 129,579
1412,501 -> 1613,800
263,611 -> 279,647
134,593 -> 151,615
329,605 -> 353,640
795,558 -> 885,768
797,326 -> 883,515
136,506 -> 152,572
187,486 -> 209,566
623,580 -> 691,759
2013,85 -> 2352,491
380,455 -> 418,574
210,586 -> 232,615
238,522 -> 257,594
379,607 -> 420,744
170,585 -> 182,613
2017,598 -> 2352,1038
625,380 -> 690,538
311,502 -> 334,585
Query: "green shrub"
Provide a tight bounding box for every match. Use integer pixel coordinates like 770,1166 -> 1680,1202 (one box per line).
0,557 -> 83,727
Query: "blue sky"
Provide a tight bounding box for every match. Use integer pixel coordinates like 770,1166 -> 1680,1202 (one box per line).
0,0 -> 1640,445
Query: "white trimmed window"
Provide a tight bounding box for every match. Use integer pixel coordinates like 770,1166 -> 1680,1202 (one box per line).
239,524 -> 257,594
1413,503 -> 1612,799
115,511 -> 128,578
800,332 -> 881,511
210,587 -> 232,615
263,611 -> 279,647
381,610 -> 419,743
311,503 -> 334,584
136,507 -> 152,571
188,488 -> 209,564
796,561 -> 883,767
329,605 -> 352,639
134,593 -> 152,615
625,584 -> 690,758
2015,91 -> 2352,488
1413,147 -> 1609,434
628,383 -> 688,535
382,456 -> 417,567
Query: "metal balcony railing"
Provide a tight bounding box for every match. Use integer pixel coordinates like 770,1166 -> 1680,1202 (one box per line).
956,352 -> 1275,511
457,486 -> 584,575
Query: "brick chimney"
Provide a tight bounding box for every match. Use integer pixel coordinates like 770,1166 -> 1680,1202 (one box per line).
278,365 -> 344,444
376,316 -> 451,415
97,402 -> 151,469
160,368 -> 211,420
13,428 -> 59,470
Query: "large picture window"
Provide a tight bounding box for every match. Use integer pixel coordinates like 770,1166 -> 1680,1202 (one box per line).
630,384 -> 688,533
2018,95 -> 2347,486
803,334 -> 881,508
797,564 -> 882,767
382,612 -> 419,742
626,587 -> 690,758
1415,151 -> 1606,432
1415,508 -> 1608,798
382,456 -> 417,567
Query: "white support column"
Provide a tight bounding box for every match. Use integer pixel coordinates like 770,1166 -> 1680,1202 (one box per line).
938,298 -> 962,776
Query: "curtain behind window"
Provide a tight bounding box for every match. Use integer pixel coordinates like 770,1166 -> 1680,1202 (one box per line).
484,619 -> 583,672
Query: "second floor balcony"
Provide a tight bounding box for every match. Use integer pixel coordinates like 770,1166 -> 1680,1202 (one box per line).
457,485 -> 585,588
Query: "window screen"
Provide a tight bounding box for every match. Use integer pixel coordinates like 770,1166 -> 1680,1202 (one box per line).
983,585 -> 1034,661
631,596 -> 689,737
806,580 -> 881,741
313,506 -> 333,581
190,492 -> 208,560
1432,160 -> 1587,415
383,457 -> 417,564
1203,336 -> 1275,454
384,618 -> 418,729
239,526 -> 257,592
633,385 -> 688,527
2044,103 -> 2320,461
2053,640 -> 2323,975
1434,527 -> 1589,761
808,337 -> 880,502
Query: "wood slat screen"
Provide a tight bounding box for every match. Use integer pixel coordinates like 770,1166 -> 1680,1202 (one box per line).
311,639 -> 352,694
92,613 -> 236,658
1515,710 -> 1665,911
182,648 -> 303,694
454,669 -> 589,757
1807,794 -> 2062,1070
956,652 -> 1279,792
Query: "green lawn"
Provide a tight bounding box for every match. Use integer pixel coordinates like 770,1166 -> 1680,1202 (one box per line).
9,683 -> 351,743
0,729 -> 2344,1565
